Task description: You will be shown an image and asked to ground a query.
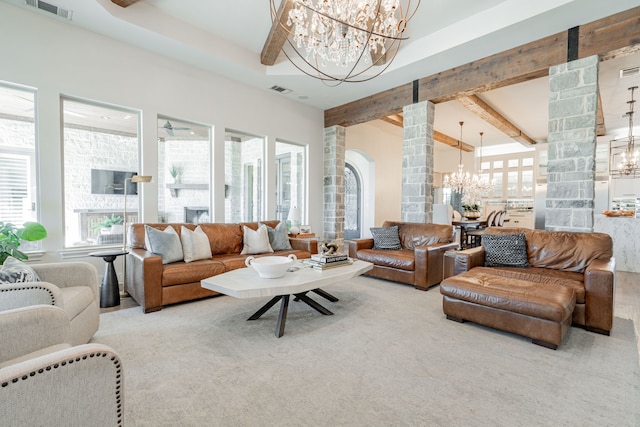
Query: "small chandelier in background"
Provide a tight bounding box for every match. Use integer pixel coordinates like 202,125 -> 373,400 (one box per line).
270,0 -> 420,84
610,85 -> 640,179
443,121 -> 472,193
471,131 -> 494,193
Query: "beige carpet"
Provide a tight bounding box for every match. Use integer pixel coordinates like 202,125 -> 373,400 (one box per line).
93,276 -> 640,427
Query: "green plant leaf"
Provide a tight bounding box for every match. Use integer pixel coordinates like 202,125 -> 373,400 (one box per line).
16,222 -> 48,241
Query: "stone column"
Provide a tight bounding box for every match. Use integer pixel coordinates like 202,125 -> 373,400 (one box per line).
546,55 -> 599,232
323,125 -> 345,246
402,101 -> 435,223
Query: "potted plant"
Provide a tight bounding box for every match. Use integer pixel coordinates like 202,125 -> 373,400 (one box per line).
169,164 -> 183,184
0,221 -> 48,265
461,189 -> 482,219
91,215 -> 123,235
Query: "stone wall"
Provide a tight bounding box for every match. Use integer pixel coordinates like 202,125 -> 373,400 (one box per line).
402,101 -> 435,223
323,126 -> 346,245
546,55 -> 599,232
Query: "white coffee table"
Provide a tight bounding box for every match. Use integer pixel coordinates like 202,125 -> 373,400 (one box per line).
201,260 -> 373,337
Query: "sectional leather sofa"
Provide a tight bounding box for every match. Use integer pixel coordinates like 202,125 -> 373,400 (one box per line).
440,227 -> 615,349
126,220 -> 316,313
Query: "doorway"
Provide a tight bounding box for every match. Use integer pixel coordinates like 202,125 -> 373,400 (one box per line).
344,163 -> 361,240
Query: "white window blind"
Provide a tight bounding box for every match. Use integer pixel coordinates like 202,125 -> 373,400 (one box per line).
0,153 -> 29,224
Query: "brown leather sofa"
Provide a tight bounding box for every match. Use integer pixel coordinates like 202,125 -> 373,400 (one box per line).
440,227 -> 615,349
347,221 -> 457,290
126,221 -> 317,313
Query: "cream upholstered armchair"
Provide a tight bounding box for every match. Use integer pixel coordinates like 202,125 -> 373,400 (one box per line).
0,261 -> 100,345
0,305 -> 123,426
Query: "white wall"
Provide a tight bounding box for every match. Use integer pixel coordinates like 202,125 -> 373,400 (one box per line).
346,120 -> 476,226
346,121 -> 403,225
0,3 -> 324,270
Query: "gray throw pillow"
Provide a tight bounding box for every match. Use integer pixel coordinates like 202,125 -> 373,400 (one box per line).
482,233 -> 529,267
0,256 -> 41,284
370,225 -> 402,250
145,225 -> 184,264
260,222 -> 292,251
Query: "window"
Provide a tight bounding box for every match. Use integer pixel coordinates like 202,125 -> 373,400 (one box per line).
522,170 -> 533,196
0,83 -> 39,251
492,172 -> 503,198
62,98 -> 140,247
158,117 -> 211,224
507,171 -> 519,197
275,141 -> 306,226
225,130 -> 265,222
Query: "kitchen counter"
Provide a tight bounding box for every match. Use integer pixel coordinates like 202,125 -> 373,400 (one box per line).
594,214 -> 640,273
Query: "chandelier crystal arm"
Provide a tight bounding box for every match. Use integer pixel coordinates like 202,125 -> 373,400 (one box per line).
286,1 -> 412,42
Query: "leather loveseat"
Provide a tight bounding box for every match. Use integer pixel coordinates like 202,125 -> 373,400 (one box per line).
347,221 -> 457,290
440,227 -> 615,349
126,221 -> 317,313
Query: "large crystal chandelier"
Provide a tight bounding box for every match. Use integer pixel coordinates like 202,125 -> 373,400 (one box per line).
271,0 -> 420,84
610,86 -> 640,178
470,131 -> 494,193
443,122 -> 473,193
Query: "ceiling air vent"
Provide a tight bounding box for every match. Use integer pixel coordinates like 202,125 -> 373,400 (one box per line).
270,85 -> 292,95
620,66 -> 640,78
24,0 -> 72,20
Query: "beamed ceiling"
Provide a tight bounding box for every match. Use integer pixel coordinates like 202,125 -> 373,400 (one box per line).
3,0 -> 640,153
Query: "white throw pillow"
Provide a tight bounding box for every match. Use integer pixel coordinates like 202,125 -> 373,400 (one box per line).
144,225 -> 184,264
240,225 -> 274,255
180,226 -> 212,263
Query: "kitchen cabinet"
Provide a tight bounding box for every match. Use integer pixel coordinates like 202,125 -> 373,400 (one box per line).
504,211 -> 534,229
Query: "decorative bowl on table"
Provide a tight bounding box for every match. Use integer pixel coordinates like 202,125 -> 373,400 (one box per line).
244,254 -> 298,278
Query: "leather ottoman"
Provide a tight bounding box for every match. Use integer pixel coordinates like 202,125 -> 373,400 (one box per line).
440,269 -> 576,349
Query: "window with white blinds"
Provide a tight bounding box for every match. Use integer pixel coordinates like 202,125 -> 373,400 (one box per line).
0,153 -> 29,224
0,83 -> 38,236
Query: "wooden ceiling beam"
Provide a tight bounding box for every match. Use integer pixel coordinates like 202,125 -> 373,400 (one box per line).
381,115 -> 474,152
325,83 -> 413,128
110,0 -> 140,7
380,114 -> 403,127
578,7 -> 640,60
434,130 -> 474,152
456,94 -> 537,145
325,6 -> 640,128
597,90 -> 606,136
261,0 -> 295,66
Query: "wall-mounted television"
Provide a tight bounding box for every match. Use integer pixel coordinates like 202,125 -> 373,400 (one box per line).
91,169 -> 138,195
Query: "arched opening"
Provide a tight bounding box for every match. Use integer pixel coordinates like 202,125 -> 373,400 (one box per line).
344,162 -> 361,240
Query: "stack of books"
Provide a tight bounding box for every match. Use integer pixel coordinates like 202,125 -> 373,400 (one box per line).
303,253 -> 353,270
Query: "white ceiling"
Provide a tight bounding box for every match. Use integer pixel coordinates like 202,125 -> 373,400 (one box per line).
3,0 -> 640,151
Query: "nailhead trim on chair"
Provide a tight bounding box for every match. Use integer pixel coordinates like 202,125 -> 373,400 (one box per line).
1,350 -> 124,425
0,286 -> 57,305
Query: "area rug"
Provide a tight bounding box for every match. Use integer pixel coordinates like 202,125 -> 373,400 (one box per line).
93,276 -> 640,427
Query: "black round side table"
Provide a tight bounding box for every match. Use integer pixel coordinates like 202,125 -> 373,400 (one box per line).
89,249 -> 128,308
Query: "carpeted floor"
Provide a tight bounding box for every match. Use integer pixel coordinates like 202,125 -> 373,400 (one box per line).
93,276 -> 640,427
